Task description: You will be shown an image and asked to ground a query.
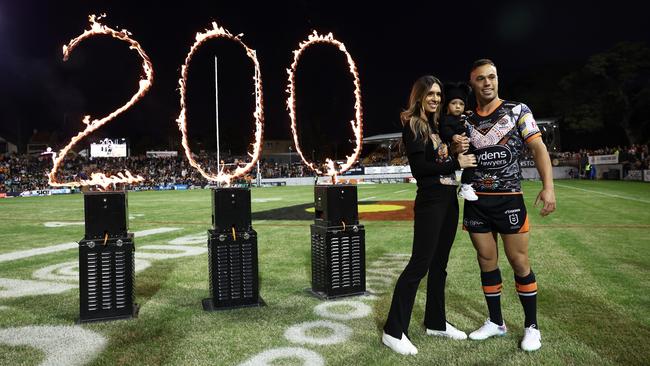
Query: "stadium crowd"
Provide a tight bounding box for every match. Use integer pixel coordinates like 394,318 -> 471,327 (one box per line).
1,144 -> 648,193
0,152 -> 319,193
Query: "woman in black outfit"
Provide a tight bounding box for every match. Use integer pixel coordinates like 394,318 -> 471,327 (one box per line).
382,75 -> 477,355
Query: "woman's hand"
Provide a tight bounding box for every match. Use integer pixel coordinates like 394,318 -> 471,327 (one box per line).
457,152 -> 477,168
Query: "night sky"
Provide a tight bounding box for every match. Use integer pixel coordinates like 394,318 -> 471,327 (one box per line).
0,0 -> 648,156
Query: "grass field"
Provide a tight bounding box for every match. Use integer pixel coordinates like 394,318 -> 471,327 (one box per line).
0,180 -> 649,365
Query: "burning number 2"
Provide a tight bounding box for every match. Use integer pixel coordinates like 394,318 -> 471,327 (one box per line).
48,14 -> 153,189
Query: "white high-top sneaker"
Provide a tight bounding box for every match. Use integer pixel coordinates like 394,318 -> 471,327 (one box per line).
382,332 -> 418,355
469,318 -> 507,340
520,325 -> 541,351
426,322 -> 468,340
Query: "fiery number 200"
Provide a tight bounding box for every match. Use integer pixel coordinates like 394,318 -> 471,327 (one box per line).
49,14 -> 363,188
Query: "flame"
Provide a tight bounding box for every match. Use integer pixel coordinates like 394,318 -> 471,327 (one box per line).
48,14 -> 153,187
80,170 -> 144,190
286,30 -> 363,178
176,22 -> 264,186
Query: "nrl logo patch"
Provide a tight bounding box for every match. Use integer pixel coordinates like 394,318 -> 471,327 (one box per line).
508,213 -> 519,225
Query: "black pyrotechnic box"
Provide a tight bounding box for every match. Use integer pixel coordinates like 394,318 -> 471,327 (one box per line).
310,185 -> 366,299
83,190 -> 128,239
78,191 -> 137,323
203,187 -> 263,311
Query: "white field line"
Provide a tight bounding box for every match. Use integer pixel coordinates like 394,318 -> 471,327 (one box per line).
0,227 -> 180,263
555,183 -> 650,204
358,196 -> 376,202
43,222 -> 84,227
0,326 -> 106,366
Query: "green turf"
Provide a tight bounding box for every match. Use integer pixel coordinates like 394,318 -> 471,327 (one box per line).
0,181 -> 649,365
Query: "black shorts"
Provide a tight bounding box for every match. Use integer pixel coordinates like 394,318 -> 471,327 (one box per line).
463,194 -> 529,234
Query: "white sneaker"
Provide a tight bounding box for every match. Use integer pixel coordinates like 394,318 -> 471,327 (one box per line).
459,184 -> 478,201
382,332 -> 418,355
426,322 -> 468,340
521,325 -> 541,351
469,318 -> 507,340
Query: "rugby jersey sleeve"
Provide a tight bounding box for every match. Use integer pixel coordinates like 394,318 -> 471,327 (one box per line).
516,103 -> 542,143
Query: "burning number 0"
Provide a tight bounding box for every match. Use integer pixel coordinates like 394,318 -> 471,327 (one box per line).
176,22 -> 264,186
286,31 -> 363,179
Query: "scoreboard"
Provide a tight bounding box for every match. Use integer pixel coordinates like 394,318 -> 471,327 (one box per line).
90,138 -> 128,158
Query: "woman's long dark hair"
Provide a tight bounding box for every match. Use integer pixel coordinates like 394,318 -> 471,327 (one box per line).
400,75 -> 444,142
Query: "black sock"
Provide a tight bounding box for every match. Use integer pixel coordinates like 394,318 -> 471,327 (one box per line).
515,270 -> 538,328
481,269 -> 503,326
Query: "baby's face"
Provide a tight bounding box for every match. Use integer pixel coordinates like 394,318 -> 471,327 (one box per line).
447,99 -> 465,116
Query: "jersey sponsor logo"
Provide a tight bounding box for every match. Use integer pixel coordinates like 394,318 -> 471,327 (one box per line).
476,145 -> 514,170
463,218 -> 484,227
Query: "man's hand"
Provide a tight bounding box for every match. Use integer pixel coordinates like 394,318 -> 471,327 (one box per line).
528,137 -> 556,216
451,133 -> 470,154
535,188 -> 556,216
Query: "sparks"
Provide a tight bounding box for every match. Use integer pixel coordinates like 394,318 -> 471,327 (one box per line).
48,14 -> 153,187
176,21 -> 264,186
80,171 -> 145,190
286,30 -> 363,179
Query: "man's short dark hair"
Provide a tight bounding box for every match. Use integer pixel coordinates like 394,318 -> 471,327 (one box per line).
471,59 -> 495,72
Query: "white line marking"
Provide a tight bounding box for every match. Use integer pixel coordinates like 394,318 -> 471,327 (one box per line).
284,320 -> 352,346
0,227 -> 181,263
555,183 -> 650,204
0,326 -> 106,366
314,300 -> 372,321
133,227 -> 181,237
0,278 -> 77,298
43,222 -> 84,228
359,196 -> 376,202
135,245 -> 206,260
252,197 -> 283,203
167,232 -> 206,245
32,258 -> 152,282
239,347 -> 324,366
393,189 -> 408,194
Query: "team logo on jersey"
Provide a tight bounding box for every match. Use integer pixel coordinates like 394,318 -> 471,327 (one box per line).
476,145 -> 514,170
508,213 -> 519,225
476,172 -> 500,190
497,116 -> 510,126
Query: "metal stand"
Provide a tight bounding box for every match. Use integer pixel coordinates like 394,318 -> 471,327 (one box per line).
203,188 -> 264,310
78,191 -> 138,323
309,185 -> 367,299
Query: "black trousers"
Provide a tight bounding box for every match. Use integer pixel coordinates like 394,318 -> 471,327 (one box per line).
383,184 -> 459,338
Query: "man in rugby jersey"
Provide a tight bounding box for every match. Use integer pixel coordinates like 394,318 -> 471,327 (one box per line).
463,59 -> 556,351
